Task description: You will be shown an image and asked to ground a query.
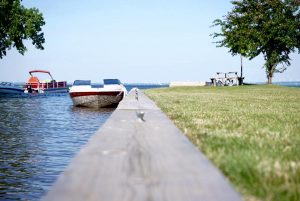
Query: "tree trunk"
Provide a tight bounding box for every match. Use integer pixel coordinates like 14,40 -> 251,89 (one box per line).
240,55 -> 243,85
267,74 -> 273,84
266,61 -> 275,84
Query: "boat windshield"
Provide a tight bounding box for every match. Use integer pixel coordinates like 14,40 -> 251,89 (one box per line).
0,82 -> 13,86
104,79 -> 121,85
73,80 -> 91,86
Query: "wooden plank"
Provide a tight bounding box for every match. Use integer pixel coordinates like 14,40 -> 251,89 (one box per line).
42,90 -> 242,201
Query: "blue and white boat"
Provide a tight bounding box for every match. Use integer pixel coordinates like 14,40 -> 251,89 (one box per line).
0,82 -> 24,94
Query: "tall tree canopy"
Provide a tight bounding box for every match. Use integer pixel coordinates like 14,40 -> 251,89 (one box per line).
0,0 -> 45,59
212,0 -> 300,84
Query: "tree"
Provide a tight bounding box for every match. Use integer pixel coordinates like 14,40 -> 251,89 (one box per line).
0,0 -> 45,59
212,0 -> 300,84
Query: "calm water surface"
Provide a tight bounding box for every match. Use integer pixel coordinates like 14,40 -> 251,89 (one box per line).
0,94 -> 113,200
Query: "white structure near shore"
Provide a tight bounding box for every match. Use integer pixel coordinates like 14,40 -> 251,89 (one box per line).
169,81 -> 206,87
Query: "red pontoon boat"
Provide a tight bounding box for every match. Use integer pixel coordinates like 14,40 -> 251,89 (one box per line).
24,70 -> 68,93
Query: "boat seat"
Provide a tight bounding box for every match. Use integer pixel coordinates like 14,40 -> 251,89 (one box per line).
27,76 -> 40,88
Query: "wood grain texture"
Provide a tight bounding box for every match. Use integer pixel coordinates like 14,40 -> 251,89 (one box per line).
42,90 -> 242,201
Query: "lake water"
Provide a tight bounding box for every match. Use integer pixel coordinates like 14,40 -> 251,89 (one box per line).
251,81 -> 300,88
0,94 -> 114,200
273,81 -> 300,88
0,84 -> 168,201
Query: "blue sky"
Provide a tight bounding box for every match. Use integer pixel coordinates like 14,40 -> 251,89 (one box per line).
0,0 -> 299,83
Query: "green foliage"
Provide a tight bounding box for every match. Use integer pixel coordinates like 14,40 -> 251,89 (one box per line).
0,0 -> 45,58
146,85 -> 300,201
212,0 -> 300,83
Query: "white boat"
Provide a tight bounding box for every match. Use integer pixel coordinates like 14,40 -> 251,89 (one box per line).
69,79 -> 127,108
0,82 -> 24,94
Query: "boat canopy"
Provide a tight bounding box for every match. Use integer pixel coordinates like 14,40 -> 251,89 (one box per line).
29,70 -> 50,74
104,79 -> 121,85
73,80 -> 91,86
29,70 -> 54,80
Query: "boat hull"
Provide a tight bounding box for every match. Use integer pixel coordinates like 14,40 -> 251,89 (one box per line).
43,87 -> 69,93
0,85 -> 24,94
69,91 -> 124,108
0,87 -> 24,94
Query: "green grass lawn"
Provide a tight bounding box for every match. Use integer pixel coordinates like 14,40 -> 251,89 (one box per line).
145,85 -> 300,201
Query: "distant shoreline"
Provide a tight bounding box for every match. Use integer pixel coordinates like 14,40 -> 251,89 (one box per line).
3,81 -> 300,88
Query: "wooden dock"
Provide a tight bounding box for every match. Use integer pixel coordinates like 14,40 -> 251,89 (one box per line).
42,89 -> 242,201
